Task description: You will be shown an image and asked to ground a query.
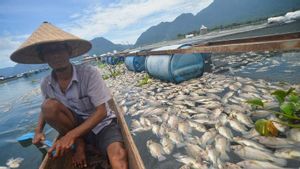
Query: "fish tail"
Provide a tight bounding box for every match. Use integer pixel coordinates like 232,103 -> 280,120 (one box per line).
158,155 -> 166,162
220,152 -> 229,161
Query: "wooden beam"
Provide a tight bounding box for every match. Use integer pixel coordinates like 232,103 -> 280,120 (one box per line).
120,37 -> 300,56
194,31 -> 300,46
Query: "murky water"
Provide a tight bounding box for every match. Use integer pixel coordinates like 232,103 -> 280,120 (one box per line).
0,70 -> 57,168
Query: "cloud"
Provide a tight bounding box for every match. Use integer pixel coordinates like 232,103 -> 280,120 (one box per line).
0,0 -> 213,68
66,0 -> 213,43
0,34 -> 29,68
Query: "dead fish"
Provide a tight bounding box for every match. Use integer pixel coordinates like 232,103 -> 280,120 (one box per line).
222,91 -> 235,103
216,123 -> 233,140
232,145 -> 287,166
146,140 -> 166,161
184,101 -> 195,107
242,85 -> 257,93
232,111 -> 254,127
253,136 -> 299,148
229,82 -> 242,90
121,106 -> 128,114
201,128 -> 217,147
243,128 -> 260,139
174,153 -> 208,169
237,160 -> 287,169
233,136 -> 270,153
227,117 -> 248,134
178,121 -> 192,135
202,101 -> 222,109
158,123 -> 167,136
188,121 -> 206,133
269,115 -> 288,132
193,118 -> 217,125
131,119 -> 142,129
178,164 -> 191,169
206,145 -> 219,168
6,157 -> 24,168
224,162 -> 242,169
250,110 -> 272,118
274,148 -> 300,160
167,115 -> 179,128
160,137 -> 174,155
152,124 -> 160,136
185,143 -> 207,161
215,135 -> 230,161
225,104 -> 247,113
287,128 -> 300,142
191,113 -> 209,119
139,116 -> 151,127
167,130 -> 185,148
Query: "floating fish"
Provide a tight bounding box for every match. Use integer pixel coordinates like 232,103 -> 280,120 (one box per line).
146,140 -> 166,161
232,145 -> 287,166
6,157 -> 24,168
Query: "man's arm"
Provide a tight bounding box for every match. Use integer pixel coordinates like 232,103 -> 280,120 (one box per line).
48,103 -> 108,158
35,112 -> 46,133
32,112 -> 46,144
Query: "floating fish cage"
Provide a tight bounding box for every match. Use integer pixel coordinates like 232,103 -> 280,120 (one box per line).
145,44 -> 206,83
105,56 -> 124,65
125,55 -> 146,72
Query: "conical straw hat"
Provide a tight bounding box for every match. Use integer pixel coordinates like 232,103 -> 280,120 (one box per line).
10,21 -> 92,64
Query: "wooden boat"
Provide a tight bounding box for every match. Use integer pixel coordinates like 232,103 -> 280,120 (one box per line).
39,98 -> 145,169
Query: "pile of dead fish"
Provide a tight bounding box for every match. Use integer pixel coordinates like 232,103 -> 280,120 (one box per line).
101,61 -> 300,169
209,51 -> 299,75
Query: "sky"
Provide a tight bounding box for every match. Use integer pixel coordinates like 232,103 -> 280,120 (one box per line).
0,0 -> 213,68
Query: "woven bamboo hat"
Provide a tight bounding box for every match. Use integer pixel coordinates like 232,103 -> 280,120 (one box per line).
10,21 -> 92,64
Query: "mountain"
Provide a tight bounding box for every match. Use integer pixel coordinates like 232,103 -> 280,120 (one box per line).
135,0 -> 300,46
88,37 -> 131,55
0,64 -> 48,77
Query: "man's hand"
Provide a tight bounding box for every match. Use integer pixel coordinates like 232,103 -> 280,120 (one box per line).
32,132 -> 45,145
47,132 -> 76,159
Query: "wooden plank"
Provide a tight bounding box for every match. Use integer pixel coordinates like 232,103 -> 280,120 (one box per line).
126,38 -> 300,56
194,31 -> 300,46
108,99 -> 146,169
104,32 -> 300,57
39,98 -> 145,169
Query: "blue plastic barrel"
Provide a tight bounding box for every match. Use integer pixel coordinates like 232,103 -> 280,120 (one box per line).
145,44 -> 205,83
104,56 -> 121,65
125,56 -> 146,72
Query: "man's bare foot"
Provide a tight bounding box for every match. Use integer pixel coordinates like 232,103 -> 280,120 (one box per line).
72,139 -> 87,168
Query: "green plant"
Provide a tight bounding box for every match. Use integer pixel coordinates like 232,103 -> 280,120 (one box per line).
102,74 -> 110,80
98,63 -> 107,69
246,98 -> 264,108
246,87 -> 300,136
138,74 -> 152,86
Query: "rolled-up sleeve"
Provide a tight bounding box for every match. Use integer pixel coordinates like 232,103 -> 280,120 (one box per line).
87,67 -> 112,107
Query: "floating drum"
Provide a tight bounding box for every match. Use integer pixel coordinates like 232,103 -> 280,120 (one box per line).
145,44 -> 205,83
125,51 -> 146,72
107,56 -> 120,65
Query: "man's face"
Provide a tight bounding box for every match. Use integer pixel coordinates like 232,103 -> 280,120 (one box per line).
41,45 -> 71,70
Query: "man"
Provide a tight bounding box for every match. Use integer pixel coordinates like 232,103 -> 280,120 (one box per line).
10,22 -> 128,169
